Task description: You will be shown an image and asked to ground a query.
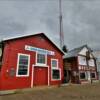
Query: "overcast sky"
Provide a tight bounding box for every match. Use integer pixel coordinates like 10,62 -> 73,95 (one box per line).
0,0 -> 100,50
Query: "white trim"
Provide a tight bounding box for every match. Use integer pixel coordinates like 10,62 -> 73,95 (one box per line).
16,53 -> 30,77
31,65 -> 34,88
35,51 -> 47,66
51,68 -> 61,81
48,66 -> 50,86
34,65 -> 49,67
51,59 -> 61,81
25,45 -> 55,56
51,59 -> 58,69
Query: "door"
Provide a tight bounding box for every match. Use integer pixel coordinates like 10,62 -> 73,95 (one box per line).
63,70 -> 71,83
34,67 -> 48,86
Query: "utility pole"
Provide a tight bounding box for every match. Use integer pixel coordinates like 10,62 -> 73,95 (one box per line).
59,0 -> 64,48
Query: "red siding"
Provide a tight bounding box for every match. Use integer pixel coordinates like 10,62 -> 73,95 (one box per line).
0,34 -> 63,90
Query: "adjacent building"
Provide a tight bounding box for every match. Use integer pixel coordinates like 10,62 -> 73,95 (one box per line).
63,45 -> 98,84
0,33 -> 64,90
93,50 -> 100,80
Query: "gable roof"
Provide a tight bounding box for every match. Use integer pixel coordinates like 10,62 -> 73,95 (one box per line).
64,45 -> 93,58
1,33 -> 64,54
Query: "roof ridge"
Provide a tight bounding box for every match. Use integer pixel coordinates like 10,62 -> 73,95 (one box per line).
64,44 -> 89,58
2,32 -> 64,54
69,44 -> 87,52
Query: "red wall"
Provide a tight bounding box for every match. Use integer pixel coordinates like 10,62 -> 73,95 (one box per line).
0,34 -> 63,90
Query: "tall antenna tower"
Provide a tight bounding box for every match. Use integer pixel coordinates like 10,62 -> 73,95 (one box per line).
59,0 -> 64,48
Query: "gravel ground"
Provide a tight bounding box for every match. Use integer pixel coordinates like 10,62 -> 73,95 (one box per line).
0,83 -> 100,100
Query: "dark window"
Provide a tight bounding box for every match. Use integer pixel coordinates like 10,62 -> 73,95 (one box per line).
80,72 -> 86,79
91,73 -> 96,78
17,54 -> 29,75
37,53 -> 46,64
52,69 -> 60,79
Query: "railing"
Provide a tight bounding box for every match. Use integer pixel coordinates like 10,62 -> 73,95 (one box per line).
79,65 -> 96,71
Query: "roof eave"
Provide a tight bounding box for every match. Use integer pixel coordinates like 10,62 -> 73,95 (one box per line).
2,32 -> 64,54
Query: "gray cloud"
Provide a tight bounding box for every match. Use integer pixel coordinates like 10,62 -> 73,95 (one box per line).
0,0 -> 100,50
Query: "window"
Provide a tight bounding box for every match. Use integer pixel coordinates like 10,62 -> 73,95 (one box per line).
36,53 -> 47,65
88,59 -> 95,67
51,59 -> 58,68
16,53 -> 30,76
80,72 -> 86,80
91,72 -> 96,79
78,56 -> 87,65
51,59 -> 61,80
52,69 -> 60,79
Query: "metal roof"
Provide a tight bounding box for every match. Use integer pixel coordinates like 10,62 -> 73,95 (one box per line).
64,45 -> 90,58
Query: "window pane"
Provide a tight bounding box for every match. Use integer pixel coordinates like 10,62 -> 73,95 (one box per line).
37,54 -> 46,64
52,60 -> 57,68
18,69 -> 27,75
91,73 -> 96,78
78,56 -> 87,65
88,59 -> 95,66
18,54 -> 29,75
52,69 -> 60,79
19,55 -> 28,65
80,72 -> 86,79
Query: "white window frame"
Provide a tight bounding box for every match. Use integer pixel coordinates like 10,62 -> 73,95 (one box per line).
79,71 -> 87,80
51,68 -> 61,80
35,52 -> 47,66
51,59 -> 58,69
16,53 -> 30,77
51,59 -> 61,80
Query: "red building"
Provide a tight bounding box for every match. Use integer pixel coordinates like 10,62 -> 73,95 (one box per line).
63,45 -> 98,84
0,33 -> 64,90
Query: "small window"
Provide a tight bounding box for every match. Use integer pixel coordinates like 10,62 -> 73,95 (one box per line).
51,59 -> 58,68
52,69 -> 60,80
78,56 -> 87,65
88,59 -> 95,67
17,54 -> 30,76
37,53 -> 46,65
80,72 -> 86,80
91,72 -> 96,79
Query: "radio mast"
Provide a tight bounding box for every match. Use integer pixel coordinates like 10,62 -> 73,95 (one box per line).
59,0 -> 64,48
